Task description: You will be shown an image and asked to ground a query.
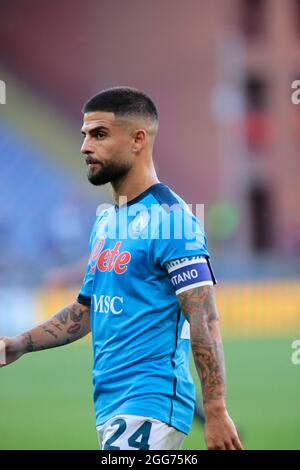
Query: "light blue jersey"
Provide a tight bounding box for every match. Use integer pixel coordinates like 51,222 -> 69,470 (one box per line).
78,183 -> 215,434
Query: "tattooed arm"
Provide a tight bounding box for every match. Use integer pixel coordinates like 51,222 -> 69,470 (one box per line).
0,301 -> 90,367
178,285 -> 242,450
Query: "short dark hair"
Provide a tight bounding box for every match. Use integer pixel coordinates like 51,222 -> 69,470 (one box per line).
82,86 -> 158,122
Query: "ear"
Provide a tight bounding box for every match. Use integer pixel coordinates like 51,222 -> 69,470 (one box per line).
132,129 -> 146,154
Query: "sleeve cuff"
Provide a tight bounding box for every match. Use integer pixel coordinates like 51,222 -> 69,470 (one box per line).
206,256 -> 217,285
77,293 -> 91,306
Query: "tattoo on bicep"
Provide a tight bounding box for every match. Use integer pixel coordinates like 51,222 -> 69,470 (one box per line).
178,286 -> 218,324
55,304 -> 85,327
70,307 -> 84,323
56,309 -> 69,325
53,303 -> 88,338
67,324 -> 81,335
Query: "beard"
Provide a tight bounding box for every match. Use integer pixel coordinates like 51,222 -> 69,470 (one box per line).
87,159 -> 132,186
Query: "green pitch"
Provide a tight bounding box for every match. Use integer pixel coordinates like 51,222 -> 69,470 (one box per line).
0,338 -> 299,449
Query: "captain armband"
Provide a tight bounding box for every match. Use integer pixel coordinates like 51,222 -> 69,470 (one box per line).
165,255 -> 217,295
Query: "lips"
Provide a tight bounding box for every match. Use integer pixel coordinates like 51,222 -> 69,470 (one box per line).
88,163 -> 100,168
85,157 -> 101,165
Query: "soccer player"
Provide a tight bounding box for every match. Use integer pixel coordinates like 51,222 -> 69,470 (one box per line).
0,87 -> 242,451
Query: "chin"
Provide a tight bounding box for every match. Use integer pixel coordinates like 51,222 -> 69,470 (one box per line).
87,174 -> 110,186
90,180 -> 109,186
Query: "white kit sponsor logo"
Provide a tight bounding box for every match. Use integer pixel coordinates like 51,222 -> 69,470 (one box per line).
93,294 -> 124,315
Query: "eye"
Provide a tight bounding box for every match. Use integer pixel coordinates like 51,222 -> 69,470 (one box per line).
96,131 -> 106,140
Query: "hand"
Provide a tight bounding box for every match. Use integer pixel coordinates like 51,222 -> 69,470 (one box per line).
204,409 -> 243,450
0,336 -> 25,367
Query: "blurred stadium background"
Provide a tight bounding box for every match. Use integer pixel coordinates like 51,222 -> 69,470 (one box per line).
0,0 -> 300,450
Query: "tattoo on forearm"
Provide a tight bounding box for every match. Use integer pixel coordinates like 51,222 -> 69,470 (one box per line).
51,322 -> 63,331
192,339 -> 225,404
42,326 -> 58,340
178,286 -> 226,405
67,323 -> 81,335
25,333 -> 34,352
22,303 -> 89,353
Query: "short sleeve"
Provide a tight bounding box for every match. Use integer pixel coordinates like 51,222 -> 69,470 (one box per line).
152,207 -> 217,293
77,265 -> 93,306
152,206 -> 210,267
77,219 -> 98,306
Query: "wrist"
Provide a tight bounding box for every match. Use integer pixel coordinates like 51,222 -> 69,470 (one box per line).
203,399 -> 227,419
16,334 -> 29,355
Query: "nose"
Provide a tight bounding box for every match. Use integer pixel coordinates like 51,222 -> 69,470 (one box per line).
81,137 -> 94,155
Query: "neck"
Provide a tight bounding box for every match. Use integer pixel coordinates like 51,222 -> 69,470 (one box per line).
111,161 -> 159,205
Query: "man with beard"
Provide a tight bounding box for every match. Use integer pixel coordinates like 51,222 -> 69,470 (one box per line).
0,87 -> 242,451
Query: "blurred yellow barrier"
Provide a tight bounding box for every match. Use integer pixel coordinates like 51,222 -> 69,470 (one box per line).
36,280 -> 300,338
36,288 -> 79,323
215,279 -> 300,338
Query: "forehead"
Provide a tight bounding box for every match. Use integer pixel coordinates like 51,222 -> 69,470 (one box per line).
81,111 -> 119,132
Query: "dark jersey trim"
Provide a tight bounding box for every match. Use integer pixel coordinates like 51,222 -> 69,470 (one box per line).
77,294 -> 91,306
169,307 -> 181,428
115,183 -> 166,209
150,183 -> 181,209
205,256 -> 217,285
114,182 -> 179,211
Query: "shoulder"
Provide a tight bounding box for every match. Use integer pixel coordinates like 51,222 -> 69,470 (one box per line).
149,184 -> 194,221
149,183 -> 183,208
149,184 -> 202,229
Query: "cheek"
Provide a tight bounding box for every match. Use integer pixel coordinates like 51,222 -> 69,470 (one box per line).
96,140 -> 114,157
112,140 -> 132,159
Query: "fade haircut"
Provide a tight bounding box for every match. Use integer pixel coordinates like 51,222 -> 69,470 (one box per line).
82,87 -> 158,127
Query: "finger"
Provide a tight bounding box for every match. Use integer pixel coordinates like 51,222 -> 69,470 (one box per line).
207,443 -> 221,450
232,436 -> 243,450
225,440 -> 236,450
209,443 -> 226,450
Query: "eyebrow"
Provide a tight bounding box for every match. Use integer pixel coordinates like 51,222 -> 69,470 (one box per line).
81,125 -> 110,136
